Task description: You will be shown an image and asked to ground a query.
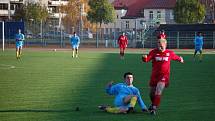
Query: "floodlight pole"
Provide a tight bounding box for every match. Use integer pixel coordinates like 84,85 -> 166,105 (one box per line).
2,21 -> 5,51
40,19 -> 43,46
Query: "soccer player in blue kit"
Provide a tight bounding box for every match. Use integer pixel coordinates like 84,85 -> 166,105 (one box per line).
70,32 -> 80,58
15,29 -> 25,59
98,72 -> 148,113
194,32 -> 204,62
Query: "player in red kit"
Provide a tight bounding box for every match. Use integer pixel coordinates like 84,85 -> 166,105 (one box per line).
142,38 -> 184,115
118,32 -> 128,59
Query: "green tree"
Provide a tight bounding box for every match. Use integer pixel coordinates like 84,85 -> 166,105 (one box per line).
87,0 -> 115,47
87,0 -> 115,26
60,0 -> 91,33
14,3 -> 49,22
174,0 -> 205,23
14,3 -> 49,34
13,4 -> 25,21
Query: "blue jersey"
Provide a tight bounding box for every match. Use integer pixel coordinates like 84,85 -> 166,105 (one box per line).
106,83 -> 147,110
15,33 -> 24,41
194,35 -> 203,49
15,33 -> 24,48
70,35 -> 80,46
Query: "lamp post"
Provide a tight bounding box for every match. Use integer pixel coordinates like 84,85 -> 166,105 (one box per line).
8,1 -> 11,20
2,21 -> 5,51
213,0 -> 215,23
80,3 -> 84,43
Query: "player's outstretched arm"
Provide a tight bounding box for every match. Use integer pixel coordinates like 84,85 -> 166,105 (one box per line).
105,81 -> 115,95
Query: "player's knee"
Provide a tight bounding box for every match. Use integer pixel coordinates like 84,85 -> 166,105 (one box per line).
155,82 -> 165,95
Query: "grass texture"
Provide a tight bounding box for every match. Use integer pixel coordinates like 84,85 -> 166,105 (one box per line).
0,49 -> 215,121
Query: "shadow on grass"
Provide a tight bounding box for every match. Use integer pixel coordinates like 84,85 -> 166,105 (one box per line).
0,109 -> 76,113
0,109 -> 77,113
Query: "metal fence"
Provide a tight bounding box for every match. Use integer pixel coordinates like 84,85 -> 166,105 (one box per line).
144,31 -> 215,49
1,21 -> 215,49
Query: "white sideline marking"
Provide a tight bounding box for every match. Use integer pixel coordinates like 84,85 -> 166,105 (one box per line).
0,64 -> 16,69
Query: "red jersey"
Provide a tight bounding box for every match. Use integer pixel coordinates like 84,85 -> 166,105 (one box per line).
118,35 -> 128,48
143,48 -> 182,87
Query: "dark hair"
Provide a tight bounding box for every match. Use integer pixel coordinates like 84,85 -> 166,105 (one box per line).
197,32 -> 202,35
73,32 -> 76,34
124,72 -> 133,78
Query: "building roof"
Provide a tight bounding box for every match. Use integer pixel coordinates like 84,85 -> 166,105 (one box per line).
144,0 -> 176,9
112,0 -> 176,18
125,0 -> 150,18
112,0 -> 137,9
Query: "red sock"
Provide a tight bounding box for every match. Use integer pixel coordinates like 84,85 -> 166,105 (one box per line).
153,95 -> 161,107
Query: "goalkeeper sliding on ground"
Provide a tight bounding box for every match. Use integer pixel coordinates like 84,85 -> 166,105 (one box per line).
98,72 -> 148,114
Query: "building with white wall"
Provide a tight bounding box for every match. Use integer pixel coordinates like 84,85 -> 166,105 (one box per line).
0,0 -> 24,21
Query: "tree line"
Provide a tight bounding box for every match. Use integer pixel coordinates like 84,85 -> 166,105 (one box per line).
13,0 -> 206,34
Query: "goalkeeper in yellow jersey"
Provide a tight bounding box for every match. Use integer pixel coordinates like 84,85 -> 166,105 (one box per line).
98,72 -> 148,114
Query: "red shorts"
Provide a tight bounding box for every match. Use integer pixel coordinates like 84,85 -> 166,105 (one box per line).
119,45 -> 126,49
149,75 -> 169,88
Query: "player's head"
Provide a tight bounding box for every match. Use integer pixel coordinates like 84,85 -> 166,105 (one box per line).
197,32 -> 202,36
124,72 -> 133,86
18,29 -> 21,33
161,30 -> 165,33
157,38 -> 167,52
73,32 -> 76,36
122,32 -> 125,36
159,30 -> 165,34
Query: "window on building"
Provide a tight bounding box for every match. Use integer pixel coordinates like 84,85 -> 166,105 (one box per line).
140,9 -> 144,17
0,3 -> 8,10
170,10 -> 174,19
149,11 -> 153,20
10,4 -> 15,10
105,28 -> 109,34
157,11 -> 161,20
51,7 -> 59,13
125,21 -> 129,29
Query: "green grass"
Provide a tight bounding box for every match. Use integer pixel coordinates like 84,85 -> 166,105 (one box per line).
0,49 -> 215,121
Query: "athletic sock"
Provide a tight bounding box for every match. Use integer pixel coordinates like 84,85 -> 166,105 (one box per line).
150,93 -> 154,103
153,95 -> 161,107
120,52 -> 122,56
106,107 -> 121,113
16,51 -> 19,58
72,51 -> 75,57
19,51 -> 22,56
130,96 -> 137,108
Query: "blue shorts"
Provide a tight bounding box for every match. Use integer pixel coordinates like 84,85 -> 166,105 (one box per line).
16,41 -> 23,48
195,46 -> 202,52
71,44 -> 79,49
114,94 -> 129,109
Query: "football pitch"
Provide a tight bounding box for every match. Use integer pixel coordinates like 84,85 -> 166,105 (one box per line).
0,48 -> 215,121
